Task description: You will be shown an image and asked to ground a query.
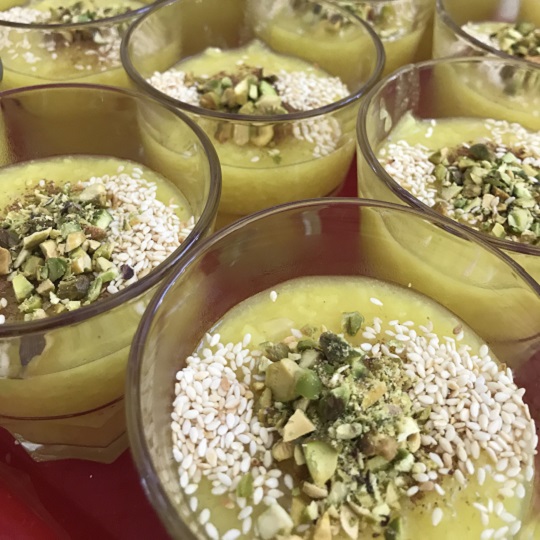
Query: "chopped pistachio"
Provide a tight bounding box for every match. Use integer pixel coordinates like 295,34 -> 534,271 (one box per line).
36,279 -> 55,296
18,294 -> 42,314
428,141 -> 540,244
39,239 -> 59,259
236,472 -> 254,498
295,369 -> 322,400
283,409 -> 316,442
12,274 -> 34,301
341,311 -> 364,336
257,504 -> 294,540
272,440 -> 295,461
57,275 -> 92,300
303,441 -> 339,485
265,358 -> 304,402
302,482 -> 329,499
46,258 -> 68,282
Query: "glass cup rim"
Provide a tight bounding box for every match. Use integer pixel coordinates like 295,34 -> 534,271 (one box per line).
0,1 -> 154,30
0,82 -> 221,337
436,0 -> 540,70
120,0 -> 386,123
126,196 -> 540,539
356,55 -> 540,256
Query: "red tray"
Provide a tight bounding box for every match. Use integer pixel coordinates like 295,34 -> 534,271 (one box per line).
0,163 -> 358,540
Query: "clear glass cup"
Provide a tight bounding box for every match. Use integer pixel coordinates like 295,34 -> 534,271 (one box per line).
121,0 -> 385,226
335,0 -> 435,75
434,0 -> 540,65
357,57 -> 540,282
0,0 -> 157,90
0,84 -> 221,463
127,198 -> 540,539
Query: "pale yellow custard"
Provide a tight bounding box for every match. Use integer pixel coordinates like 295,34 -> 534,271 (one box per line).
170,276 -> 537,540
0,154 -> 193,461
146,40 -> 356,222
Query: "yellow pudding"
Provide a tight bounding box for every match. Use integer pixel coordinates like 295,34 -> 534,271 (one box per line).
0,155 -> 194,460
371,113 -> 540,283
169,276 -> 536,539
0,0 -> 151,90
147,40 -> 356,221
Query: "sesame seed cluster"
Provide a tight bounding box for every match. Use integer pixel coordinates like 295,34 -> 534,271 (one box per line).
171,304 -> 536,539
0,5 -> 124,73
147,66 -> 349,158
172,333 -> 292,539
80,166 -> 193,294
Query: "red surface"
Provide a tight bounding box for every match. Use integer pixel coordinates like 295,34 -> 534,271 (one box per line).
0,163 -> 358,540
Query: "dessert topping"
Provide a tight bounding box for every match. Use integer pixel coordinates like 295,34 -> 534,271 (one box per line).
171,313 -> 536,540
430,142 -> 540,244
491,22 -> 540,64
47,2 -> 131,44
0,168 -> 191,321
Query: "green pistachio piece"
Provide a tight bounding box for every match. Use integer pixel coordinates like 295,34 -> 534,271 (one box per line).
22,255 -> 44,279
36,279 -> 55,296
23,228 -> 51,249
70,248 -> 92,274
18,294 -> 42,314
236,473 -> 254,498
40,240 -> 59,260
46,258 -> 68,282
341,311 -> 364,336
12,274 -> 34,301
60,221 -> 82,238
92,209 -> 113,230
467,143 -> 492,161
85,276 -> 103,304
99,266 -> 119,283
351,357 -> 368,378
319,331 -> 354,363
295,369 -> 322,400
65,231 -> 87,252
57,275 -> 92,300
0,229 -> 20,249
263,342 -> 290,362
297,338 -> 319,352
93,242 -> 114,260
491,222 -> 506,238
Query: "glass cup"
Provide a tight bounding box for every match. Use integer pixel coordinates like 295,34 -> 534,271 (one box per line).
121,0 -> 385,226
0,84 -> 221,463
434,0 -> 540,66
334,0 -> 435,75
357,57 -> 540,282
126,198 -> 540,539
0,0 -> 157,90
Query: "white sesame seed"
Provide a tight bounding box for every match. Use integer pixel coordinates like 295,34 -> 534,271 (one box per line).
199,509 -> 210,525
432,507 -> 443,526
269,290 -> 278,302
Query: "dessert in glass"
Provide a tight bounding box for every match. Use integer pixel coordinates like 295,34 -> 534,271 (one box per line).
0,84 -> 220,462
121,0 -> 384,226
0,0 -> 157,90
332,0 -> 435,75
357,56 -> 540,283
434,0 -> 540,66
127,199 -> 540,539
